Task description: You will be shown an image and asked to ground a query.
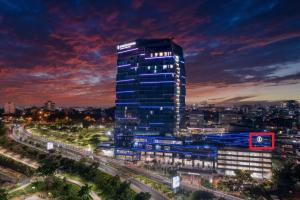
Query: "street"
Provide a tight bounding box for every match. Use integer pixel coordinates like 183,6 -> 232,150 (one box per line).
11,126 -> 168,200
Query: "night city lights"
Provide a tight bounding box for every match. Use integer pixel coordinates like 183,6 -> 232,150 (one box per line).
0,1 -> 299,200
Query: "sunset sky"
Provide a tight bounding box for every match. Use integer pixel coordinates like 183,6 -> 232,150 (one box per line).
0,0 -> 299,107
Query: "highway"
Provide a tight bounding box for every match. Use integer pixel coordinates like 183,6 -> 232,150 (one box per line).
11,127 -> 168,200
118,164 -> 244,200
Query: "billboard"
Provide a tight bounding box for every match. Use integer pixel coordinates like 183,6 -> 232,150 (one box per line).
47,142 -> 54,150
172,176 -> 180,189
249,132 -> 275,151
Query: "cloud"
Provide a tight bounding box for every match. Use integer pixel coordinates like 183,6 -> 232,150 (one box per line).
0,0 -> 299,106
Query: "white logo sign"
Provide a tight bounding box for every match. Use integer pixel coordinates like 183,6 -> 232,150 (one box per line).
117,42 -> 136,50
257,136 -> 263,143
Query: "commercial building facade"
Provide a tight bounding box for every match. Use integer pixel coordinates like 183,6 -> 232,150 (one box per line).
115,39 -> 186,153
217,148 -> 272,179
114,38 -> 273,179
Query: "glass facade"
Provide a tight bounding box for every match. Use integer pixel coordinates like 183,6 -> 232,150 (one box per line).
115,39 -> 186,149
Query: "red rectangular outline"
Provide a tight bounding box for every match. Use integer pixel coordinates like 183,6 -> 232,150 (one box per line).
249,132 -> 275,151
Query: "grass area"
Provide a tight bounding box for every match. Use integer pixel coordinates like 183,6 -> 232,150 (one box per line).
133,174 -> 175,199
8,183 -> 36,198
64,173 -> 98,192
107,163 -> 174,199
0,154 -> 35,176
28,124 -> 110,148
9,177 -> 84,200
0,133 -> 139,200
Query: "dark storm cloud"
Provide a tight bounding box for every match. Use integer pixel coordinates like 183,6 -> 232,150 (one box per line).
0,0 -> 299,106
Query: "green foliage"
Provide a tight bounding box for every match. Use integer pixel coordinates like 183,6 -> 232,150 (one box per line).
243,186 -> 265,200
78,184 -> 92,200
234,169 -> 253,190
89,135 -> 100,146
0,123 -> 6,136
0,135 -> 43,161
235,169 -> 253,184
31,177 -> 82,200
134,192 -> 151,200
28,125 -> 110,148
0,131 -> 144,200
202,179 -> 213,189
52,156 -> 138,200
37,157 -> 60,176
0,189 -> 8,200
0,155 -> 34,176
273,162 -> 300,197
189,190 -> 215,200
217,181 -> 230,192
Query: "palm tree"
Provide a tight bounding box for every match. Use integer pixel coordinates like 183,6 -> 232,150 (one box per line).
189,190 -> 215,200
78,184 -> 91,200
0,189 -> 8,200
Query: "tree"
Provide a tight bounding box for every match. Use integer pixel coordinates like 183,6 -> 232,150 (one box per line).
114,181 -> 135,200
234,169 -> 253,190
82,119 -> 91,129
189,190 -> 215,200
0,122 -> 6,136
37,158 -> 59,176
134,192 -> 151,200
78,184 -> 92,200
273,162 -> 298,196
0,189 -> 8,200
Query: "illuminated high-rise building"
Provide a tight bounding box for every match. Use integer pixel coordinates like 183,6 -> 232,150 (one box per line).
115,39 -> 186,152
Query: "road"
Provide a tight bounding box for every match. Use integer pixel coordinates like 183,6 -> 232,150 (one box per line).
11,126 -> 245,200
120,164 -> 244,200
11,127 -> 168,200
12,126 -> 243,200
2,130 -> 101,200
0,147 -> 39,169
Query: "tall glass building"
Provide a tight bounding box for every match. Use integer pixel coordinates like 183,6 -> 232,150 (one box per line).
115,39 -> 186,153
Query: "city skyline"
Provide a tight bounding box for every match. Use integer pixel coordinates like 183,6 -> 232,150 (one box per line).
1,0 -> 300,106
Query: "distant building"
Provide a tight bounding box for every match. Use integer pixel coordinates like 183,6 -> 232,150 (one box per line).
281,100 -> 299,110
188,111 -> 205,128
4,102 -> 16,114
239,105 -> 252,114
218,112 -> 240,125
44,100 -> 55,111
277,134 -> 300,164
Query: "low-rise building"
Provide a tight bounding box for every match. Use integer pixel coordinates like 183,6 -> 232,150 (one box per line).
217,148 -> 272,179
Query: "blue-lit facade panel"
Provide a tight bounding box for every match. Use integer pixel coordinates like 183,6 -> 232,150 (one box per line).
114,132 -> 273,160
115,39 -> 186,149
